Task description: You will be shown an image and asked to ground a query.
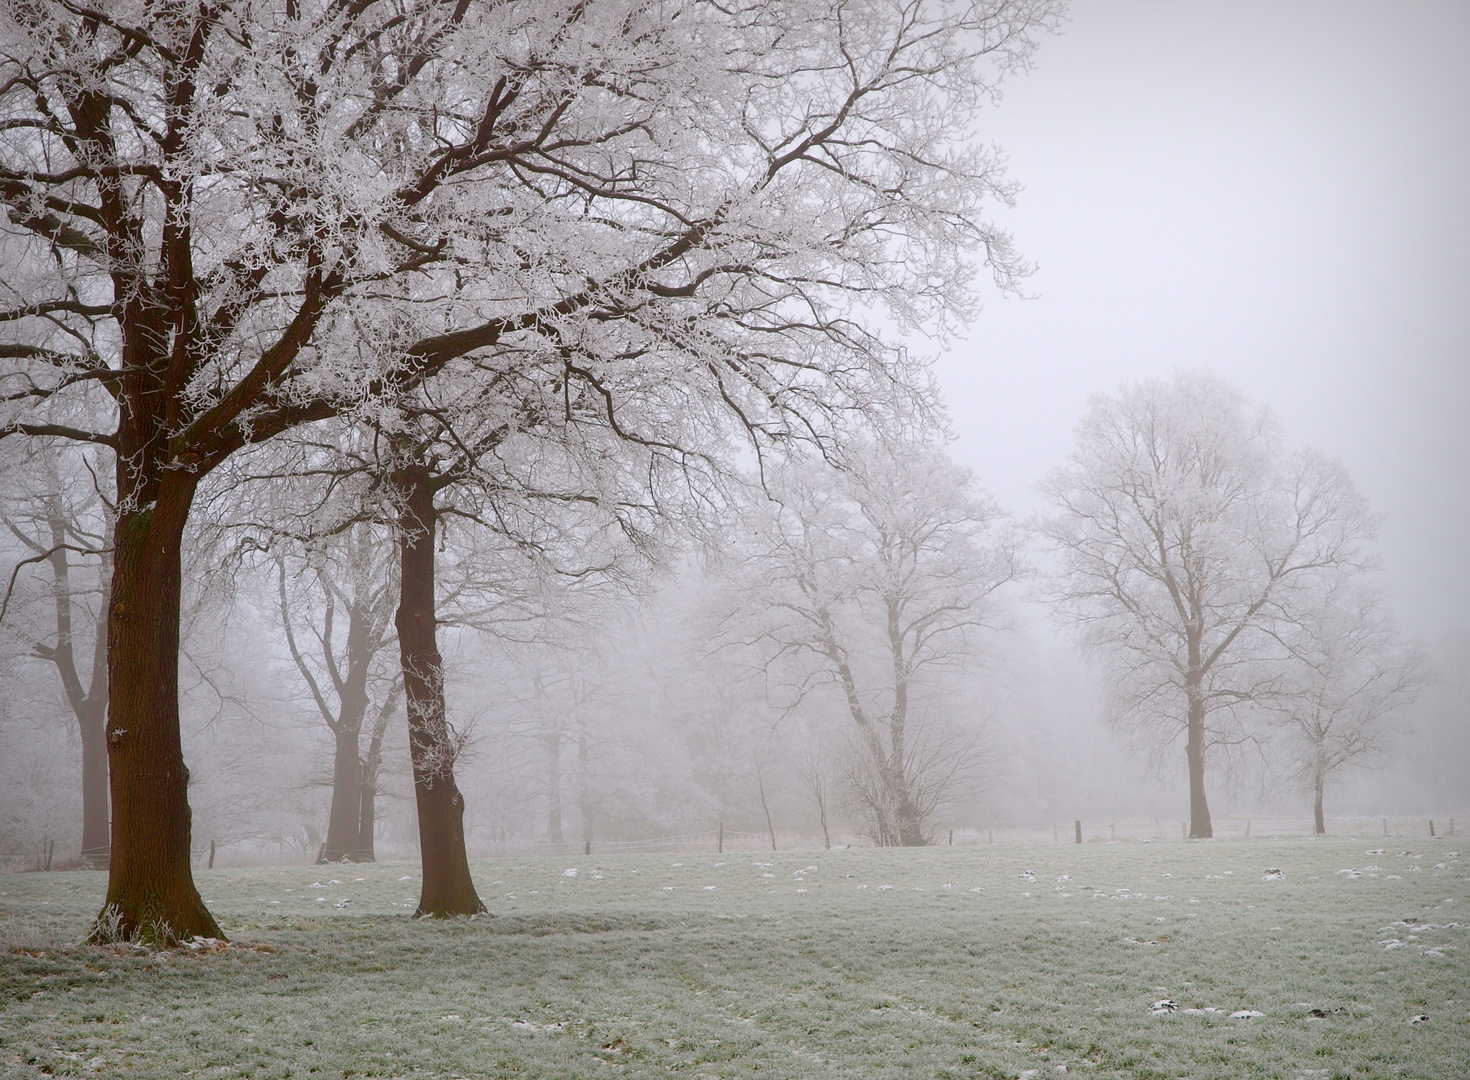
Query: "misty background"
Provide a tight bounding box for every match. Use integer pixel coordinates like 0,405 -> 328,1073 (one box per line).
2,1 -> 1465,864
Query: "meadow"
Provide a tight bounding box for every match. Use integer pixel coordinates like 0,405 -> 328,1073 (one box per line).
1,837 -> 1466,1079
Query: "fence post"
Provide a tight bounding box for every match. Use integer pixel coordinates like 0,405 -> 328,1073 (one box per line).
1430,820 -> 1435,837
584,840 -> 591,856
948,829 -> 953,846
1383,817 -> 1388,836
208,839 -> 215,869
1074,820 -> 1082,845
718,821 -> 724,854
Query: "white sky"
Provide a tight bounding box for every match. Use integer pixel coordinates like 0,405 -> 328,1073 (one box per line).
934,0 -> 1470,645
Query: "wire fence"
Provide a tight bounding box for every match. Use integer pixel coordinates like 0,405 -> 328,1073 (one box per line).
6,813 -> 1462,871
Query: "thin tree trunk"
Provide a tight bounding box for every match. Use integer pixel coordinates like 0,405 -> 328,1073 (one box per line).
577,732 -> 594,851
1313,773 -> 1326,835
1185,670 -> 1212,839
755,760 -> 777,851
357,689 -> 396,862
394,463 -> 484,917
78,702 -> 109,865
98,477 -> 221,942
545,729 -> 563,844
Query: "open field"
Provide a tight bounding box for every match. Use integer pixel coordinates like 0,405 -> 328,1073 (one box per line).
2,838 -> 1466,1079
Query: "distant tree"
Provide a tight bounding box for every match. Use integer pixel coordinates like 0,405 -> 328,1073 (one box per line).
717,438 -> 1019,845
1039,372 -> 1376,838
1268,576 -> 1429,834
274,525 -> 398,862
0,440 -> 112,863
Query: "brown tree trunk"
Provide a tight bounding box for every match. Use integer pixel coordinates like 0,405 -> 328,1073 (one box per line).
394,463 -> 484,917
1313,773 -> 1326,835
98,476 -> 221,942
320,724 -> 365,862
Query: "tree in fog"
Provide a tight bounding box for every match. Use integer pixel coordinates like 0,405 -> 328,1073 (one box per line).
0,440 -> 112,863
718,439 -> 1019,846
1268,576 -> 1429,834
0,0 -> 1058,937
1039,373 -> 1376,838
274,525 -> 399,862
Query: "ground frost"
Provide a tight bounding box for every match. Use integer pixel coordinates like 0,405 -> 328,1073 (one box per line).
1,839 -> 1466,1078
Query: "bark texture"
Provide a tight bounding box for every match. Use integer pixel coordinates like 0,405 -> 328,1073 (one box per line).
394,464 -> 485,917
100,477 -> 220,942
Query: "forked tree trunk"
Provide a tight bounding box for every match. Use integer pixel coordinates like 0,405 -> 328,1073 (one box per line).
394,463 -> 484,917
99,477 -> 221,942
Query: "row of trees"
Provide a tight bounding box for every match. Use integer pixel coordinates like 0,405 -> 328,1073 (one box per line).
0,0 -> 1066,939
0,371 -> 1433,879
1039,372 -> 1429,838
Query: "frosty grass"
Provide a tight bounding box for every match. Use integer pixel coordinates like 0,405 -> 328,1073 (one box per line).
2,839 -> 1466,1078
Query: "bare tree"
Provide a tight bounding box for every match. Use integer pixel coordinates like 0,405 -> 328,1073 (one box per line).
1,440 -> 112,863
796,748 -> 834,850
1039,372 -> 1377,838
717,438 -> 1019,845
274,524 -> 398,862
1268,576 -> 1430,833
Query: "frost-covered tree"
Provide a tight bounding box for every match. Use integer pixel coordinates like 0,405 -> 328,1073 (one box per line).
716,438 -> 1020,845
1268,576 -> 1429,834
0,0 -> 1060,938
1039,372 -> 1376,838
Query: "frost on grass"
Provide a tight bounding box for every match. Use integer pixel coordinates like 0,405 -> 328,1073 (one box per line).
4,841 -> 1468,1079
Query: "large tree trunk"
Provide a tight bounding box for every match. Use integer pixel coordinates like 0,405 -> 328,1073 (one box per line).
394,463 -> 485,917
98,476 -> 221,942
320,724 -> 365,862
1313,772 -> 1326,835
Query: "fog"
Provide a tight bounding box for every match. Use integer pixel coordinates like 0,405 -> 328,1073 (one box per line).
2,1 -> 1466,871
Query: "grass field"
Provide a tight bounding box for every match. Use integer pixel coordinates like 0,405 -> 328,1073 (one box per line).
2,838 -> 1466,1079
